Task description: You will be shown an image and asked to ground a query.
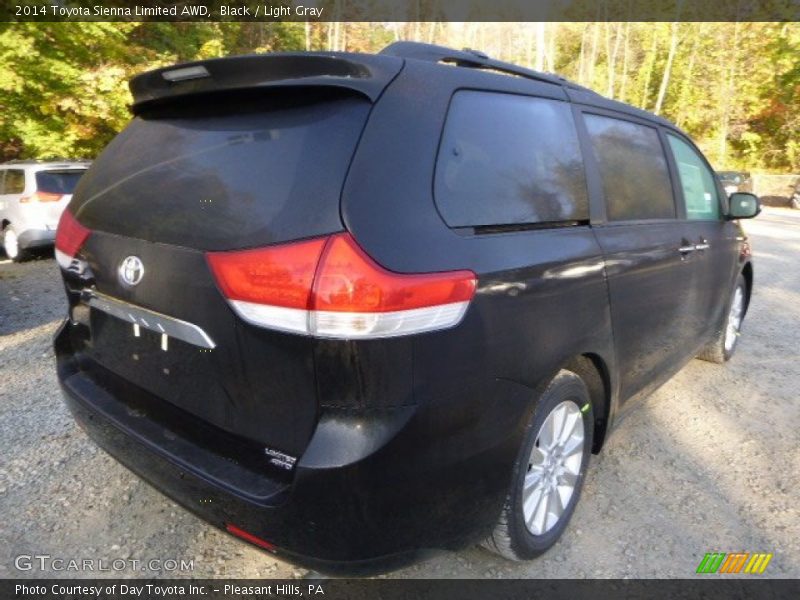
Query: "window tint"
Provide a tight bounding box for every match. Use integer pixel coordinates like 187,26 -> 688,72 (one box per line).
435,91 -> 588,228
583,114 -> 675,221
3,170 -> 25,194
667,135 -> 720,220
36,170 -> 86,194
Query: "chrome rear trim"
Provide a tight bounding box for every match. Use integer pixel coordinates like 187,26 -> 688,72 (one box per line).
83,290 -> 216,349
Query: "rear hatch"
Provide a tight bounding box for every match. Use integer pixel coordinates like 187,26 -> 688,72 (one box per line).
64,55 -> 399,458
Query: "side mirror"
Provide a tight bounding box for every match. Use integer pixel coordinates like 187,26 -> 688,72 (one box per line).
727,192 -> 760,219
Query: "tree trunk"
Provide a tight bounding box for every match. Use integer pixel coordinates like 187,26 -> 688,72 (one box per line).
654,22 -> 679,115
587,23 -> 599,86
676,25 -> 701,127
427,22 -> 437,44
607,23 -> 623,98
718,22 -> 741,164
526,23 -> 534,69
640,30 -> 658,110
535,22 -> 546,71
547,23 -> 557,71
619,22 -> 631,103
578,24 -> 587,84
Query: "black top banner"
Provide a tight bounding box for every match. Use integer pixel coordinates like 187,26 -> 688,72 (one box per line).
3,0 -> 800,22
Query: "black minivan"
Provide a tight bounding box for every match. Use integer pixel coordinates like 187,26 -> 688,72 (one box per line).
54,42 -> 760,574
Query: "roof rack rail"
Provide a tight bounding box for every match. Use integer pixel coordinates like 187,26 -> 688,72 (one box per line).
380,41 -> 595,93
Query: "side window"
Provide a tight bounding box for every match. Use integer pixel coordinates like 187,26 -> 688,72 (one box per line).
435,91 -> 588,228
0,171 -> 5,195
667,135 -> 721,220
583,114 -> 675,221
4,170 -> 25,194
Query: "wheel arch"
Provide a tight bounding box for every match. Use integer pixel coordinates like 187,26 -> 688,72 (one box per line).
741,261 -> 753,316
563,353 -> 612,454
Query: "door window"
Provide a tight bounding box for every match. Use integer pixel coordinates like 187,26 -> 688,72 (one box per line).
667,135 -> 721,220
583,114 -> 675,221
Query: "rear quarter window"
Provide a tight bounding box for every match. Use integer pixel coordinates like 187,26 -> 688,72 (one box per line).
435,91 -> 588,228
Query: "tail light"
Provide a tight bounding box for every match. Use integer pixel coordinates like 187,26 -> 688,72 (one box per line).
20,192 -> 63,203
207,233 -> 477,339
55,210 -> 90,269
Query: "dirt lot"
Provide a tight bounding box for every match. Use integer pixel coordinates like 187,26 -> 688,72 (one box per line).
1,208 -> 798,579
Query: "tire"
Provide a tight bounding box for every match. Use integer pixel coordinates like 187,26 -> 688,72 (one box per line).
697,274 -> 747,364
2,225 -> 30,263
482,369 -> 593,561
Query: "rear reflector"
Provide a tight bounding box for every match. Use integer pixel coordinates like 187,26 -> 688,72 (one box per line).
225,523 -> 277,552
55,210 -> 90,269
207,233 -> 476,339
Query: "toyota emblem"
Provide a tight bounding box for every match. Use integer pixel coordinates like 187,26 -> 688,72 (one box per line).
119,256 -> 145,286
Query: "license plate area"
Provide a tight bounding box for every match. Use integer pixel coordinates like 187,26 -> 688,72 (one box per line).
87,311 -> 217,415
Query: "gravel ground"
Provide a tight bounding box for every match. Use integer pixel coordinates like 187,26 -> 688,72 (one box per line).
1,208 -> 798,579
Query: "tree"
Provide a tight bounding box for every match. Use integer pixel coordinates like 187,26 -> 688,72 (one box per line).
0,22 -> 797,172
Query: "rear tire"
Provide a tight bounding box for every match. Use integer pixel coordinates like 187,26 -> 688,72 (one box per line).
482,369 -> 593,561
697,274 -> 747,364
2,225 -> 30,263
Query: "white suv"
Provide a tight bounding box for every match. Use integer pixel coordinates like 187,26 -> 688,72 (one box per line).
0,160 -> 89,262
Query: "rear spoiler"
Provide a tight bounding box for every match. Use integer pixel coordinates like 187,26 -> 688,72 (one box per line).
129,52 -> 404,114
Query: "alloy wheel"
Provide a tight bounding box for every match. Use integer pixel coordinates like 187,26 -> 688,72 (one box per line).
522,400 -> 585,535
724,285 -> 744,353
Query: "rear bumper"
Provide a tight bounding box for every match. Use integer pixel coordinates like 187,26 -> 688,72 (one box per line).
55,320 -> 522,575
19,228 -> 55,249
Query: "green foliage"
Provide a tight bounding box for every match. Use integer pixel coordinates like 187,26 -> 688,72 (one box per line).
0,22 -> 308,160
0,22 -> 134,159
0,22 -> 797,172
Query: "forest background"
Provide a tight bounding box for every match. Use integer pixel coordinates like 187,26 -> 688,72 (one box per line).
1,21 -> 797,176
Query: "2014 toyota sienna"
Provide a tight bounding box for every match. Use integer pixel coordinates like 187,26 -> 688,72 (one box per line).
54,42 -> 760,574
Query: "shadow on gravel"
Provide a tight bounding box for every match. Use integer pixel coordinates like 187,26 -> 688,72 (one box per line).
0,252 -> 65,337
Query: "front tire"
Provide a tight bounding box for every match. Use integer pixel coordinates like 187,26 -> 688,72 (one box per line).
482,369 -> 593,561
2,225 -> 30,263
697,274 -> 747,364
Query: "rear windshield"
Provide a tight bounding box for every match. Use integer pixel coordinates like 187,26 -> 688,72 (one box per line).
70,90 -> 371,251
36,170 -> 86,194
